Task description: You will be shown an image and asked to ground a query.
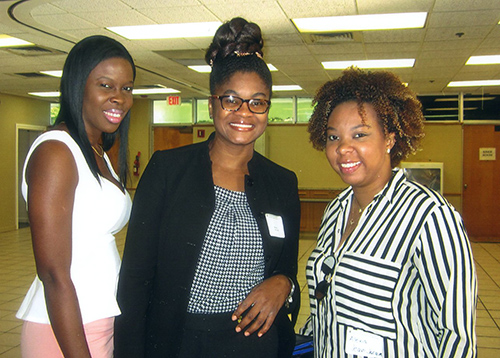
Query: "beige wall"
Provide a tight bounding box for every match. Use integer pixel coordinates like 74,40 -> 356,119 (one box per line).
127,98 -> 152,190
0,95 -> 152,233
0,94 -> 50,232
197,122 -> 463,210
0,92 -> 465,232
265,125 -> 343,189
404,123 -> 463,210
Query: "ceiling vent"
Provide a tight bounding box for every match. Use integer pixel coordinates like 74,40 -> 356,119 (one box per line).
1,45 -> 66,57
135,84 -> 168,89
154,49 -> 206,66
302,32 -> 363,44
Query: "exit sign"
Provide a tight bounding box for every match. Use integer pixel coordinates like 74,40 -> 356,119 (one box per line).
167,96 -> 181,105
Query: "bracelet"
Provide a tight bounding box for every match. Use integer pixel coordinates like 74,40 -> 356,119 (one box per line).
285,277 -> 295,308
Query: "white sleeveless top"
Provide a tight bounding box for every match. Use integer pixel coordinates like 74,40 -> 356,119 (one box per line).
16,130 -> 132,324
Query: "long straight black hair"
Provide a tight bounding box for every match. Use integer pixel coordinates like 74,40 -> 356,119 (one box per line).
55,35 -> 136,187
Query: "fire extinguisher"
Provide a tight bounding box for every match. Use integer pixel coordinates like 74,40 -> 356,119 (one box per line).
133,151 -> 141,176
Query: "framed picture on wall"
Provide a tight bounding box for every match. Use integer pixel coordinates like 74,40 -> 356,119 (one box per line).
399,162 -> 444,194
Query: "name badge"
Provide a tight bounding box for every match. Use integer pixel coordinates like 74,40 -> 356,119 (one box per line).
265,213 -> 285,238
345,327 -> 384,358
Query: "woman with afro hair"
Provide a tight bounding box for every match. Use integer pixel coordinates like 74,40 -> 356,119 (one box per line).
300,68 -> 476,357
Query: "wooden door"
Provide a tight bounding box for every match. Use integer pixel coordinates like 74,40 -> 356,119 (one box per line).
153,127 -> 193,152
463,125 -> 500,242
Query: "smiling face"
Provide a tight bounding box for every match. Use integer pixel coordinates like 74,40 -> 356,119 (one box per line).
326,101 -> 395,195
82,57 -> 134,143
209,71 -> 270,149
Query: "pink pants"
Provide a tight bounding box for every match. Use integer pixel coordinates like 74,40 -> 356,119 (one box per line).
20,317 -> 114,358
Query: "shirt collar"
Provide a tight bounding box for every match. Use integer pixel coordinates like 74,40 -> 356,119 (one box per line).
378,168 -> 406,204
338,168 -> 406,209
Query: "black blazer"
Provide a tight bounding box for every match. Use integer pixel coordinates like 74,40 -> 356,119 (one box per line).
115,135 -> 301,358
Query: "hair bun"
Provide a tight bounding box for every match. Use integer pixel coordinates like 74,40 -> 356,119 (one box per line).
205,17 -> 264,66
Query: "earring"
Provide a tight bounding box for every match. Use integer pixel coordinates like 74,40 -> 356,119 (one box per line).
387,148 -> 391,154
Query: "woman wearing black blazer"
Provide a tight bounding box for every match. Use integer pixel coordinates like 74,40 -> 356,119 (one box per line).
115,17 -> 300,358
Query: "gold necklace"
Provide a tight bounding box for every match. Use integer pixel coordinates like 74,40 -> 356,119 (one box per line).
349,196 -> 365,226
91,144 -> 104,158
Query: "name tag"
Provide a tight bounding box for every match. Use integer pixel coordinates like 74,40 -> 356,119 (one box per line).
345,327 -> 384,358
265,213 -> 285,238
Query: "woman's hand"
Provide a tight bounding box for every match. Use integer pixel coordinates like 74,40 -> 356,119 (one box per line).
232,274 -> 291,337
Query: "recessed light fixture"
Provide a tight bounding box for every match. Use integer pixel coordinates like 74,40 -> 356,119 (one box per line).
448,80 -> 500,87
322,59 -> 415,69
188,63 -> 278,74
466,55 -> 500,65
272,85 -> 302,91
29,91 -> 60,98
0,35 -> 33,47
107,22 -> 222,40
132,88 -> 180,95
40,70 -> 62,77
292,12 -> 427,33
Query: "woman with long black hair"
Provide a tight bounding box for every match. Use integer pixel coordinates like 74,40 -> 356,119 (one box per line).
17,35 -> 135,358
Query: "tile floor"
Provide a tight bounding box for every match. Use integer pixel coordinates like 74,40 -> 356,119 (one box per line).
0,228 -> 499,357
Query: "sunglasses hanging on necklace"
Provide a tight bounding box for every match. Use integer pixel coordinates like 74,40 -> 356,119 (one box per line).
315,255 -> 335,301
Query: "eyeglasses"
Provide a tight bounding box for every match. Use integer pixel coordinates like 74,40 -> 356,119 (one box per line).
211,95 -> 271,114
314,255 -> 335,301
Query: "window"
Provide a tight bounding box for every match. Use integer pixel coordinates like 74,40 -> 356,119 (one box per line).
50,103 -> 60,125
463,94 -> 500,121
268,97 -> 294,123
297,97 -> 314,123
153,97 -> 317,124
196,99 -> 212,124
418,94 -> 459,122
153,99 -> 193,124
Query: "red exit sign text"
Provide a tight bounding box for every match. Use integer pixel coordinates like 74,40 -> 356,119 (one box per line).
168,96 -> 181,105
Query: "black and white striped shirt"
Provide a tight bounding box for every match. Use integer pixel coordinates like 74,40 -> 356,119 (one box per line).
301,169 -> 477,357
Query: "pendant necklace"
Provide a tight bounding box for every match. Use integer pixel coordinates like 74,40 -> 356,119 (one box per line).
92,144 -> 104,158
349,196 -> 365,226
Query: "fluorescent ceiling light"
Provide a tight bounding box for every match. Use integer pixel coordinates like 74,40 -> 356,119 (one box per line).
132,88 -> 180,95
188,65 -> 211,73
188,63 -> 278,74
107,22 -> 221,40
40,70 -> 62,77
466,55 -> 500,65
0,35 -> 33,47
272,85 -> 302,91
29,88 -> 180,97
322,59 -> 415,69
293,12 -> 427,33
267,64 -> 278,71
448,80 -> 500,87
29,91 -> 60,97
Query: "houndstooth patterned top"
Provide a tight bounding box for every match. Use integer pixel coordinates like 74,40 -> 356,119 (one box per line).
187,185 -> 265,314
